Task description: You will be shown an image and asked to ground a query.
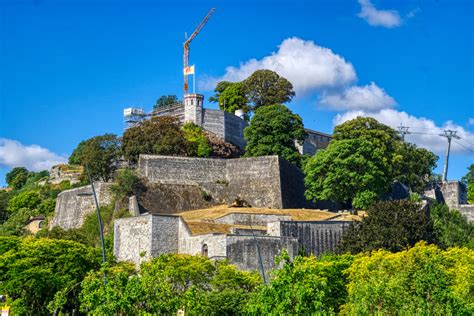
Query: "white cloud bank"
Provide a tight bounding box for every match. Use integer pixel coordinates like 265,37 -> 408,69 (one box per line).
202,37 -> 392,110
357,0 -> 402,28
203,37 -> 357,93
334,109 -> 474,155
320,82 -> 396,111
0,138 -> 67,171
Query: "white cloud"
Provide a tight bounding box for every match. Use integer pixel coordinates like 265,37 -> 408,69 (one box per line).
0,138 -> 67,171
320,82 -> 396,111
201,37 -> 357,94
358,0 -> 402,28
333,109 -> 474,155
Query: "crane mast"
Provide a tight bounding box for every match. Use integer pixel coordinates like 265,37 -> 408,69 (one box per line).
183,8 -> 216,95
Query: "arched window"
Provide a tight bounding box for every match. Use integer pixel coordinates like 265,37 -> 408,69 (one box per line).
201,244 -> 208,257
38,221 -> 45,229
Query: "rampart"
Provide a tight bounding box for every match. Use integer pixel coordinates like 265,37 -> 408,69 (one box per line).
50,182 -> 113,229
138,155 -> 314,209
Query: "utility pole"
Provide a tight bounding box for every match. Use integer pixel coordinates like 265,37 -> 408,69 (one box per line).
440,130 -> 460,182
397,123 -> 410,141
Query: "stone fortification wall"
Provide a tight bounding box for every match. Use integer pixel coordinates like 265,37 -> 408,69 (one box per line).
203,109 -> 225,140
203,110 -> 248,149
223,111 -> 247,149
425,181 -> 473,222
270,221 -> 352,256
50,182 -> 112,230
114,214 -> 181,265
226,156 -> 283,208
226,235 -> 299,275
137,183 -> 222,214
139,155 -> 226,185
138,155 -> 314,209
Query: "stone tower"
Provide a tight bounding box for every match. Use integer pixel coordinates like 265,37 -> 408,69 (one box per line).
184,94 -> 204,126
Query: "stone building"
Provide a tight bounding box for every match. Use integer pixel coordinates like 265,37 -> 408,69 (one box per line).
114,205 -> 354,274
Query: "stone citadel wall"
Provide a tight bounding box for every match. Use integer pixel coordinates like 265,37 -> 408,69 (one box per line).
138,155 -> 314,210
51,182 -> 113,229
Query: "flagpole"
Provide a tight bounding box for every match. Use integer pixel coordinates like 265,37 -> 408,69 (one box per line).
193,66 -> 196,94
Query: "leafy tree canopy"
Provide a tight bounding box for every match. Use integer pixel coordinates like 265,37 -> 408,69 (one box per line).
154,95 -> 180,111
6,167 -> 29,190
122,116 -> 194,164
247,252 -> 353,314
304,138 -> 391,209
305,117 -> 438,208
341,242 -> 473,315
462,164 -> 474,203
338,200 -> 435,253
210,82 -> 250,120
70,134 -> 121,181
431,203 -> 474,249
0,237 -> 100,315
79,254 -> 260,315
244,104 -> 306,166
243,69 -> 295,109
182,122 -> 213,157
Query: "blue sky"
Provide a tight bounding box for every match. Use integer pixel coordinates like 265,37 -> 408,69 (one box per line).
0,0 -> 473,186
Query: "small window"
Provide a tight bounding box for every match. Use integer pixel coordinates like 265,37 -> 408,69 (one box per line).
38,221 -> 45,229
191,99 -> 194,106
201,244 -> 208,257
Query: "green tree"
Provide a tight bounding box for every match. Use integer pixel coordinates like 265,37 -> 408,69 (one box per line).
80,254 -> 260,315
70,134 -> 121,181
247,252 -> 353,314
68,140 -> 87,165
243,69 -> 295,109
341,242 -> 473,315
154,95 -> 180,111
394,143 -> 438,193
182,123 -> 213,157
122,116 -> 190,164
0,190 -> 11,224
209,81 -> 234,103
304,139 -> 391,209
244,104 -> 306,166
6,191 -> 41,214
210,82 -> 250,120
0,237 -> 100,315
463,164 -> 474,203
5,167 -> 29,190
431,203 -> 474,249
109,168 -> 142,201
338,201 -> 435,253
305,117 -> 438,207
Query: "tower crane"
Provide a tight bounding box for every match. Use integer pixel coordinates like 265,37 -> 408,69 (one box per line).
183,8 -> 216,95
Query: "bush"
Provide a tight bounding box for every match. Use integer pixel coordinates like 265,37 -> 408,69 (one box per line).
431,203 -> 474,249
341,242 -> 474,315
182,123 -> 212,157
338,200 -> 435,253
109,168 -> 142,200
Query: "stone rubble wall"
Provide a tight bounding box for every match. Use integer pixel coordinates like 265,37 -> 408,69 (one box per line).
214,213 -> 292,226
50,182 -> 112,230
424,181 -> 473,222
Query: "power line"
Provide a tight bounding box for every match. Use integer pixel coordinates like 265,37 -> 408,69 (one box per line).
453,139 -> 474,153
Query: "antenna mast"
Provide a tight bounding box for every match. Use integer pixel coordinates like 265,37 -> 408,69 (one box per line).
183,8 -> 216,95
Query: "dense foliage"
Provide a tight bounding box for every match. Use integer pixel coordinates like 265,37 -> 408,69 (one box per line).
0,236 -> 100,315
69,133 -> 121,181
244,104 -> 306,166
154,94 -> 180,111
431,203 -> 474,249
210,81 -> 250,120
243,69 -> 295,110
5,167 -> 29,190
338,201 -> 435,253
463,163 -> 474,203
247,252 -> 353,314
182,122 -> 213,157
80,254 -> 261,315
341,242 -> 473,315
304,117 -> 438,208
